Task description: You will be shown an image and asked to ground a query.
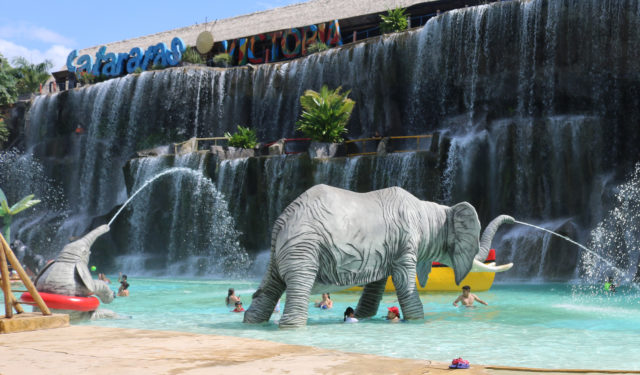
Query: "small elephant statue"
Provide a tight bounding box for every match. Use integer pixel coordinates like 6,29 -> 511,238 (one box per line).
244,185 -> 514,328
35,225 -> 118,319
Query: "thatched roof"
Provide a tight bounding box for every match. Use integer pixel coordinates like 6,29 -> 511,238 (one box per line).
61,0 -> 436,71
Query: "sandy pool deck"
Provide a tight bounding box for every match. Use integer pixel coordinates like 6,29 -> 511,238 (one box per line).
0,326 -> 635,375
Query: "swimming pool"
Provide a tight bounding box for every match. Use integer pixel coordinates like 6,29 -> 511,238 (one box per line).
10,278 -> 640,370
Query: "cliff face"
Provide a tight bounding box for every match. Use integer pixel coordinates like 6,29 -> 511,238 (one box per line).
7,0 -> 640,279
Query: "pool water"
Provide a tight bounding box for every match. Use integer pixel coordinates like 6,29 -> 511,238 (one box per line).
12,278 -> 640,370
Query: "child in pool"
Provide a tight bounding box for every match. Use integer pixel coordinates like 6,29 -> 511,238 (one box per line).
386,306 -> 400,322
232,301 -> 245,312
343,307 -> 358,323
453,285 -> 487,307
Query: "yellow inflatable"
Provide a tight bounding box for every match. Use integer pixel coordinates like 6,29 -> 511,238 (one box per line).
345,266 -> 496,292
345,249 -> 501,292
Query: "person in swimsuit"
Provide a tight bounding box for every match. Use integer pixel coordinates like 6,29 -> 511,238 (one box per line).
226,288 -> 241,307
232,301 -> 245,312
453,285 -> 487,307
315,293 -> 333,309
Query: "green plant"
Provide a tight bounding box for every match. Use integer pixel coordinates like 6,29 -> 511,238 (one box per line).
212,53 -> 233,67
306,42 -> 329,54
296,85 -> 355,143
0,117 -> 9,145
0,53 -> 18,105
134,67 -> 143,74
150,64 -> 165,71
78,71 -> 96,84
0,187 -> 40,243
379,7 -> 410,34
182,46 -> 204,64
11,56 -> 53,94
224,126 -> 258,149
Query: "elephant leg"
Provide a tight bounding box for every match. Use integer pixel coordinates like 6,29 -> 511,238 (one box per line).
244,273 -> 286,324
354,278 -> 387,319
278,266 -> 318,328
391,254 -> 424,320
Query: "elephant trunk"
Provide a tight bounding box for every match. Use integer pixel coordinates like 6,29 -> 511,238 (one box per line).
93,279 -> 115,304
477,215 -> 515,261
59,225 -> 110,264
77,225 -> 110,250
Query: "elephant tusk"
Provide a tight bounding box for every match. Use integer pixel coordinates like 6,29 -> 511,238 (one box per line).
470,259 -> 513,273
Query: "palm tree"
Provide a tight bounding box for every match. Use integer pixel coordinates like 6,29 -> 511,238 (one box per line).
11,57 -> 53,95
296,85 -> 355,143
0,187 -> 40,243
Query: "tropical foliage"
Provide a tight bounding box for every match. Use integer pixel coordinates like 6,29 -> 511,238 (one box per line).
11,57 -> 53,95
296,85 -> 355,143
182,46 -> 205,64
0,187 -> 41,243
306,42 -> 329,54
379,7 -> 410,34
78,71 -> 96,84
0,53 -> 18,105
212,53 -> 233,67
225,126 -> 258,149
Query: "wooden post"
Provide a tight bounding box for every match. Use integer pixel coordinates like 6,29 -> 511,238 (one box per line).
265,49 -> 270,64
0,241 -> 12,318
353,31 -> 357,43
0,234 -> 51,315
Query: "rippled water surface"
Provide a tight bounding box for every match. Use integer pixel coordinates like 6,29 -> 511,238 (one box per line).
9,279 -> 638,369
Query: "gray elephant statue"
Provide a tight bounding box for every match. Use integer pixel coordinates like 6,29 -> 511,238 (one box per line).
34,225 -> 126,320
244,185 -> 514,328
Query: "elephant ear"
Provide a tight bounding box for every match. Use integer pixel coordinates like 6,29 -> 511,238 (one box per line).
448,202 -> 481,285
75,263 -> 95,293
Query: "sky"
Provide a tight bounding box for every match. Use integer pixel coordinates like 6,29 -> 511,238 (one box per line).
0,0 -> 306,70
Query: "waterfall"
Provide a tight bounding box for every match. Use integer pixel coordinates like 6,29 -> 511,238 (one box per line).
15,0 -> 640,279
110,153 -> 250,277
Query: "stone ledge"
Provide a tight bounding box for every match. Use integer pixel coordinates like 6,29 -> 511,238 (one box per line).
0,313 -> 69,334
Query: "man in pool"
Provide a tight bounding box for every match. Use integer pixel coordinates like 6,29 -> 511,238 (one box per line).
453,285 -> 488,307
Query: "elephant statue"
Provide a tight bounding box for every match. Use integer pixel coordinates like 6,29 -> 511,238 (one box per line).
244,185 -> 514,328
34,225 -> 126,320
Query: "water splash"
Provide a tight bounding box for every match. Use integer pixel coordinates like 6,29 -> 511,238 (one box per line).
514,220 -> 620,271
108,167 -> 199,226
583,163 -> 640,284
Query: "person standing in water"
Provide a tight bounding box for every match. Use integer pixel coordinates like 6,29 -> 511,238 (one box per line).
453,285 -> 488,307
226,288 -> 241,307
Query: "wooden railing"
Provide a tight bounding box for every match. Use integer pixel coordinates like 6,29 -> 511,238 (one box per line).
174,137 -> 229,154
345,134 -> 433,157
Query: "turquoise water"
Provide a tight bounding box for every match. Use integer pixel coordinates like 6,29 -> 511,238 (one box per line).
10,278 -> 640,369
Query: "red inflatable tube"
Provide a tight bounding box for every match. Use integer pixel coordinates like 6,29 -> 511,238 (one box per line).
21,292 -> 100,312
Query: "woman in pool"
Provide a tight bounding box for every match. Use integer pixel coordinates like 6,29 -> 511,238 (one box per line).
343,307 -> 358,323
226,288 -> 241,307
315,293 -> 333,309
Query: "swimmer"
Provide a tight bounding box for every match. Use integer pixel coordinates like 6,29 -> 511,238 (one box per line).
232,301 -> 245,312
453,285 -> 487,307
344,307 -> 358,323
604,276 -> 616,292
315,293 -> 333,309
386,306 -> 400,322
118,281 -> 130,297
